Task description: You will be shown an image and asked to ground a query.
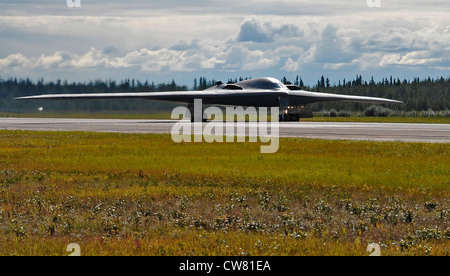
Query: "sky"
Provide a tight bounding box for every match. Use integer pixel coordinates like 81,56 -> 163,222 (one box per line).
0,0 -> 449,87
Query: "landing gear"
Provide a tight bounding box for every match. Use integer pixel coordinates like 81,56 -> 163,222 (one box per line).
288,113 -> 300,122
279,113 -> 300,122
279,105 -> 300,122
278,96 -> 291,122
279,106 -> 313,122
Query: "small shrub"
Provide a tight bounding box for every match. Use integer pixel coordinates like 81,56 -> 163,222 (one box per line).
329,109 -> 338,117
424,200 -> 439,211
338,110 -> 352,117
419,109 -> 436,117
438,110 -> 450,117
364,105 -> 392,117
406,110 -> 418,117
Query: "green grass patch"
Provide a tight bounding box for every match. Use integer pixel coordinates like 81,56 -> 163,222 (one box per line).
1,112 -> 173,120
3,112 -> 449,124
0,131 -> 448,256
303,116 -> 450,124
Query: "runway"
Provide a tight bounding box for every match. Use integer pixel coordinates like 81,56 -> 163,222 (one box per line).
0,117 -> 449,143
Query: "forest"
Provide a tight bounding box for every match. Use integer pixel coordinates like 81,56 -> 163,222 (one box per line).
0,75 -> 449,114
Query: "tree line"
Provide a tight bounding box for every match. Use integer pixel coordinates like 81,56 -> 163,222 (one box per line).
0,75 -> 448,113
283,75 -> 450,112
0,78 -> 188,113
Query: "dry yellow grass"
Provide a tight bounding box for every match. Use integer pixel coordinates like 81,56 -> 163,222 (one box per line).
0,130 -> 448,256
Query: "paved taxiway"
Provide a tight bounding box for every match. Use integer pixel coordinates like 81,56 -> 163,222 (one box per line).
0,118 -> 449,143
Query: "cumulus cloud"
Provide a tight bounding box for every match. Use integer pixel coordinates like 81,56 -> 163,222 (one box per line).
237,17 -> 273,43
223,44 -> 279,71
0,47 -> 227,74
282,20 -> 450,73
1,11 -> 449,84
236,16 -> 304,43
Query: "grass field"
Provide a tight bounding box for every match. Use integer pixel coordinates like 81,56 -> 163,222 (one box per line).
302,116 -> 450,124
0,130 -> 448,256
3,111 -> 450,124
2,112 -> 172,120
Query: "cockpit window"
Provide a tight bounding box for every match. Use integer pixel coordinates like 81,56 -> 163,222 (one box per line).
251,80 -> 282,90
236,78 -> 286,90
269,83 -> 282,89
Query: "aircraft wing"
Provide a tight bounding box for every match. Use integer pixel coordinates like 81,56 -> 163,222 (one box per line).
15,89 -> 401,106
15,91 -> 222,101
14,90 -> 288,106
288,90 -> 403,105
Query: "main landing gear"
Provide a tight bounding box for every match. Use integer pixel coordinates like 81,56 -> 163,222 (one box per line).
279,106 -> 314,122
